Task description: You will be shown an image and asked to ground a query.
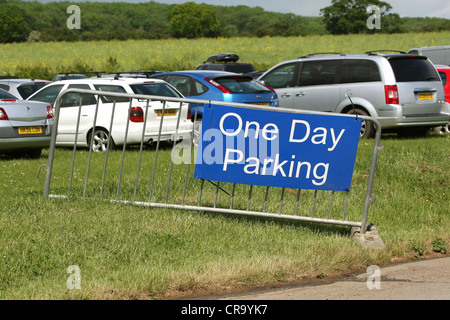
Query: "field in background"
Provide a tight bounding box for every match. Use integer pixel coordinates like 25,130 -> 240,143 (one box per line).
1,31 -> 449,78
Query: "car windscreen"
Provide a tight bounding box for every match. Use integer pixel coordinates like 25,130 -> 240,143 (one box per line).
214,76 -> 272,94
129,83 -> 183,98
388,57 -> 441,82
17,83 -> 49,99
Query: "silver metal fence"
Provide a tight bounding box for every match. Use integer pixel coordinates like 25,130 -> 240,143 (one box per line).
43,88 -> 383,234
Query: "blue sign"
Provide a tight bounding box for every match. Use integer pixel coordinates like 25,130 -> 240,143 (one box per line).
194,104 -> 362,191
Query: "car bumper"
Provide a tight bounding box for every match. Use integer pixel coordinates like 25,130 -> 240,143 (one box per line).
0,136 -> 51,151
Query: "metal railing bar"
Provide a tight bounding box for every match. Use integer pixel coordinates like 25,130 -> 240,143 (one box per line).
149,100 -> 166,203
116,99 -> 133,200
327,191 -> 335,219
165,101 -> 184,204
68,98 -> 83,196
133,99 -> 151,202
294,189 -> 301,215
83,97 -> 101,198
311,190 -> 318,217
100,98 -> 117,198
278,188 -> 285,214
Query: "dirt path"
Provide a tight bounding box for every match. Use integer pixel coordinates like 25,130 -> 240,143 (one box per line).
190,256 -> 449,300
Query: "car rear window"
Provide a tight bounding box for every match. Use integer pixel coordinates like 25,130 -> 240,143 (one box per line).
17,83 -> 49,99
214,76 -> 272,94
129,82 -> 183,98
389,57 -> 441,82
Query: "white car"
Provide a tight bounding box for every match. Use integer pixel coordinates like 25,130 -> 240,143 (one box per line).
27,78 -> 193,151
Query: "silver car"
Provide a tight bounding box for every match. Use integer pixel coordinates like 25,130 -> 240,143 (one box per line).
0,78 -> 51,100
258,52 -> 450,138
0,93 -> 53,158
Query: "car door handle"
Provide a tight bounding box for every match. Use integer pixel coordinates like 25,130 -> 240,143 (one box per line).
296,92 -> 306,97
281,93 -> 291,98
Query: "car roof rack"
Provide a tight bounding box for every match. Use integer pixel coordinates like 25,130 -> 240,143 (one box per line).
299,52 -> 344,58
204,53 -> 239,64
365,50 -> 407,55
111,71 -> 165,80
0,76 -> 19,79
57,71 -> 105,79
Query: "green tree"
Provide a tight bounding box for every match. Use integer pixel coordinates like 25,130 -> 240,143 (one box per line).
0,1 -> 30,43
320,0 -> 401,34
167,2 -> 220,38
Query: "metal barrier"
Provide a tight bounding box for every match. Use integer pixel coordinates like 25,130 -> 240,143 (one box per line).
43,88 -> 383,234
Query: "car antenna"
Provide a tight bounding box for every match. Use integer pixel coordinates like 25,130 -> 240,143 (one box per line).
345,89 -> 358,120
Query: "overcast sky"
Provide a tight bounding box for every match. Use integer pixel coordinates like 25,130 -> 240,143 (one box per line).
29,0 -> 450,18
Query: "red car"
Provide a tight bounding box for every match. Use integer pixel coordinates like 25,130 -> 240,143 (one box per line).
436,65 -> 450,133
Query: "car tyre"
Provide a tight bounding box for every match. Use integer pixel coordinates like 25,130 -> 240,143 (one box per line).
89,128 -> 115,152
345,108 -> 374,139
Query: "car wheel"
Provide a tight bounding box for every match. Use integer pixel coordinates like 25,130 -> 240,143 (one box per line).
89,128 -> 115,152
433,124 -> 450,134
345,108 -> 374,139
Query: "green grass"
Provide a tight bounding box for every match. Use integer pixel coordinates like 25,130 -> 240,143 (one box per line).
1,31 -> 450,78
0,132 -> 448,299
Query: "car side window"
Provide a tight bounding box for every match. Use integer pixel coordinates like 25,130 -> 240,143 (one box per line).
262,63 -> 297,89
29,84 -> 64,105
438,71 -> 447,86
299,60 -> 340,86
340,59 -> 381,83
0,84 -> 9,91
61,84 -> 96,107
165,75 -> 208,96
93,85 -> 129,103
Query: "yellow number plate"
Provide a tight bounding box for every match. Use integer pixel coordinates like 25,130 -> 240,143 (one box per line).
417,92 -> 433,100
18,126 -> 42,134
254,102 -> 270,106
155,109 -> 177,117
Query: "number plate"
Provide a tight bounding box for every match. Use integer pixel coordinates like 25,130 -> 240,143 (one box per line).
18,126 -> 42,134
155,109 -> 177,116
253,102 -> 270,106
417,92 -> 433,100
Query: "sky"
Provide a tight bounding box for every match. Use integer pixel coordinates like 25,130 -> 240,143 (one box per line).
27,0 -> 450,19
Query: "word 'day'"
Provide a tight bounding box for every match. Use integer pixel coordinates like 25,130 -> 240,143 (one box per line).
194,104 -> 362,191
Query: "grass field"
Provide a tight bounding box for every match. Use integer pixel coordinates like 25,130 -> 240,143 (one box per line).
0,132 -> 448,299
1,31 -> 450,78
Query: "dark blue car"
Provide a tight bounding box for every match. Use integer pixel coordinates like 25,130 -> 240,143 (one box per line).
151,70 -> 279,120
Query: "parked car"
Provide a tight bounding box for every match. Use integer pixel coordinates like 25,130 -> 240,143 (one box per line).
93,71 -> 165,79
0,96 -> 53,158
408,46 -> 450,65
150,70 -> 279,119
27,78 -> 192,152
257,52 -> 450,138
0,78 -> 51,100
196,53 -> 257,74
435,65 -> 450,133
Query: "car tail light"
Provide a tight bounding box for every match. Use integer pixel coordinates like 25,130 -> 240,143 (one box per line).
130,106 -> 144,122
205,77 -> 230,94
47,106 -> 53,119
1,99 -> 16,102
385,85 -> 399,104
187,104 -> 191,120
0,108 -> 8,120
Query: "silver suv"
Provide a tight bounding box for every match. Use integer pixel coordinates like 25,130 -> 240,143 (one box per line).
258,52 -> 449,138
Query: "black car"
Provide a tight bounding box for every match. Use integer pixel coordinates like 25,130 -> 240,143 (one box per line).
195,53 -> 256,74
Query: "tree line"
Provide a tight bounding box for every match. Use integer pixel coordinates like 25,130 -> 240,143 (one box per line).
1,0 -> 449,43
